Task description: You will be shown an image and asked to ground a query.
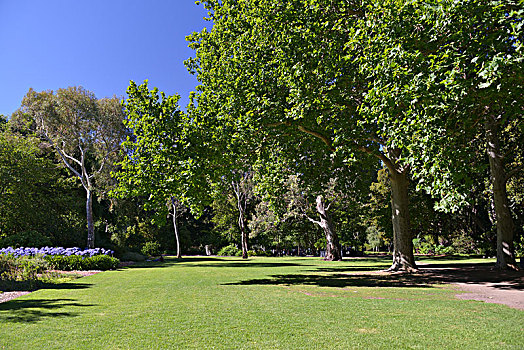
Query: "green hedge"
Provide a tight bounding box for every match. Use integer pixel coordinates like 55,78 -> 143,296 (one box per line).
45,254 -> 120,271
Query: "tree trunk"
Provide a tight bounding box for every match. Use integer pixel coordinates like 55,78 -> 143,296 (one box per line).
315,195 -> 342,261
485,116 -> 517,270
86,189 -> 95,249
388,169 -> 416,271
239,209 -> 249,259
171,197 -> 181,259
232,180 -> 250,259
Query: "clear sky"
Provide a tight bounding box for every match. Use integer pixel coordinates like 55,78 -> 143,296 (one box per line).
0,0 -> 209,116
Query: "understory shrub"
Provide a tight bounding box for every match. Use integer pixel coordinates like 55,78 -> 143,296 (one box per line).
0,254 -> 48,282
217,244 -> 241,256
45,254 -> 119,271
141,241 -> 161,257
247,250 -> 272,257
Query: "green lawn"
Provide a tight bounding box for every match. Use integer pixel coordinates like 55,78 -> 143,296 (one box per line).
1,256 -> 522,349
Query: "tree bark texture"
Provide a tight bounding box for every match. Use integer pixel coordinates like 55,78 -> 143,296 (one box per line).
171,197 -> 182,259
232,180 -> 249,259
485,115 -> 517,270
315,195 -> 342,261
86,189 -> 95,249
388,167 -> 416,271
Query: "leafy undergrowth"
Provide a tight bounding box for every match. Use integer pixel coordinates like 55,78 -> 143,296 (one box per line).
0,256 -> 522,349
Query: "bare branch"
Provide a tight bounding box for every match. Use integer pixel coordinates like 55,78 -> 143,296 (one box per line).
305,215 -> 322,227
54,146 -> 85,187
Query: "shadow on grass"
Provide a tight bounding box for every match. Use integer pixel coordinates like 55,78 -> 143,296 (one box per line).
121,256 -> 227,269
225,262 -> 524,291
0,280 -> 92,293
0,298 -> 95,323
124,257 -> 312,269
180,262 -> 313,268
224,273 -> 432,288
417,264 -> 524,290
307,266 -> 390,273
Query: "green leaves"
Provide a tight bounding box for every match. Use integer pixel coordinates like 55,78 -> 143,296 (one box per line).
113,81 -> 208,221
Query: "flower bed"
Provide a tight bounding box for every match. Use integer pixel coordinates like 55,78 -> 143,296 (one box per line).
0,247 -> 119,272
0,246 -> 114,258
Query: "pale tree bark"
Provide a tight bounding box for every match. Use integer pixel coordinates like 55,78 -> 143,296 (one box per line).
86,189 -> 95,249
44,138 -> 116,249
232,176 -> 250,259
379,147 -> 417,271
306,195 -> 342,261
485,114 -> 517,270
170,197 -> 182,259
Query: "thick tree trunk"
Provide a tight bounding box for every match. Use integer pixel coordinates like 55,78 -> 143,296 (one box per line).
86,189 -> 95,249
171,197 -> 181,259
485,116 -> 517,270
315,195 -> 342,261
388,169 -> 416,271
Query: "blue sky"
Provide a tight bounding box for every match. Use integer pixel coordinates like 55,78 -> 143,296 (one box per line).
0,1 -> 209,116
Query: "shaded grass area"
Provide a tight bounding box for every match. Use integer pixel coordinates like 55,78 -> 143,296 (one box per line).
0,256 -> 522,349
0,272 -> 93,292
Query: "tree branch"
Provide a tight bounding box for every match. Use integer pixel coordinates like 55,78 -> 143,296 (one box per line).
305,214 -> 322,227
358,145 -> 399,175
505,163 -> 524,183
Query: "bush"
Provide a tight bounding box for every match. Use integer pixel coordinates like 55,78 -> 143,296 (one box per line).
141,241 -> 161,257
217,244 -> 241,256
45,254 -> 119,271
247,250 -> 272,257
0,254 -> 48,282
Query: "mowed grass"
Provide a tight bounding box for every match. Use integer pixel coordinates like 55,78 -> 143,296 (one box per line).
0,256 -> 522,349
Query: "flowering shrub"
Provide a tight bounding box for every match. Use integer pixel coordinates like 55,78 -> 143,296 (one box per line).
0,246 -> 114,258
0,246 -> 119,272
45,254 -> 119,271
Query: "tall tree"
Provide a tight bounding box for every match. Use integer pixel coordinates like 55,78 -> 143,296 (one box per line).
187,0 -> 453,270
407,0 -> 524,269
18,87 -> 127,248
113,81 -> 207,259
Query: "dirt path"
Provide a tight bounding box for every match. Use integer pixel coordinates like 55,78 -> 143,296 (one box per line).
453,282 -> 524,310
416,263 -> 524,310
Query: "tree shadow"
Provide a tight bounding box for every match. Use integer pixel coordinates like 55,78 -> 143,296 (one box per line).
224,262 -> 524,291
123,256 -> 313,269
224,273 -> 433,288
120,256 -> 228,269
306,266 -> 390,273
0,280 -> 92,293
0,298 -> 95,323
417,264 -> 524,290
180,261 -> 313,268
